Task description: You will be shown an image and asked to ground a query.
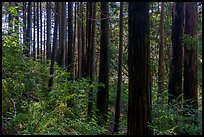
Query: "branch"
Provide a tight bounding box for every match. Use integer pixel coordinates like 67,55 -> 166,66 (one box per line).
23,93 -> 40,102
10,98 -> 16,117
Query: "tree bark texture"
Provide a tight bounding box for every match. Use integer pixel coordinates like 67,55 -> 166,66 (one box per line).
48,2 -> 59,92
59,2 -> 66,67
158,2 -> 165,96
77,2 -> 82,79
97,2 -> 109,125
168,2 -> 185,104
25,2 -> 32,57
127,2 -> 152,135
37,2 -> 39,59
183,2 -> 198,114
40,2 -> 43,62
68,2 -> 74,80
33,2 -> 36,59
87,2 -> 96,118
114,2 -> 123,133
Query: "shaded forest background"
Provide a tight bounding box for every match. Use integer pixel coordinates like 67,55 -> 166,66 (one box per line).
2,2 -> 202,135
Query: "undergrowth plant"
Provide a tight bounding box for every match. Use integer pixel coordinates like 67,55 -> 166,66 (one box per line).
2,32 -> 109,135
150,91 -> 202,135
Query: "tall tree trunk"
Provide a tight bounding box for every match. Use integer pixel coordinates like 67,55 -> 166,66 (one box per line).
90,2 -> 96,118
97,2 -> 109,125
68,2 -> 74,80
77,2 -> 82,79
33,2 -> 36,59
63,3 -> 67,67
127,2 -> 152,135
87,2 -> 96,118
183,2 -> 198,117
86,2 -> 92,115
114,2 -> 123,133
46,2 -> 51,60
65,3 -> 68,68
25,2 -> 32,57
85,2 -> 89,78
37,2 -> 40,59
40,2 -> 43,62
81,2 -> 86,78
158,2 -> 165,98
72,2 -> 78,79
44,12 -> 46,62
168,2 -> 185,104
48,2 -> 59,92
73,2 -> 77,80
86,2 -> 91,78
59,2 -> 66,67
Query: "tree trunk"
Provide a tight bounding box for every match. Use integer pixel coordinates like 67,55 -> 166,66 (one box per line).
68,2 -> 74,80
158,2 -> 165,97
46,2 -> 51,60
59,2 -> 66,67
25,2 -> 32,57
81,2 -> 86,78
33,2 -> 36,59
77,2 -> 82,79
63,3 -> 67,67
44,12 -> 46,63
97,2 -> 109,125
86,2 -> 91,78
37,2 -> 40,59
87,2 -> 96,118
65,3 -> 68,68
40,2 -> 43,62
127,2 -> 151,135
85,2 -> 89,78
183,2 -> 198,117
48,2 -> 59,92
168,2 -> 185,104
73,2 -> 77,80
114,2 -> 123,133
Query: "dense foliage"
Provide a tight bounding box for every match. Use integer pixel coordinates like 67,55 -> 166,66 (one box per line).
2,34 -> 109,135
2,2 -> 202,135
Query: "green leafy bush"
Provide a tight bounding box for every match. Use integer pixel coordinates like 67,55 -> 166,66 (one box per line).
2,32 -> 108,135
150,91 -> 202,135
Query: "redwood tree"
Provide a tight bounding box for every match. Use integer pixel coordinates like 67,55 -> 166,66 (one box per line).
67,2 -> 74,80
97,2 -> 109,125
33,2 -> 36,59
87,2 -> 96,118
59,2 -> 66,67
114,2 -> 123,133
168,2 -> 185,104
158,2 -> 164,97
40,2 -> 43,62
46,2 -> 51,60
127,2 -> 151,135
25,2 -> 32,57
37,2 -> 39,59
77,2 -> 82,79
48,2 -> 59,92
183,2 -> 198,115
